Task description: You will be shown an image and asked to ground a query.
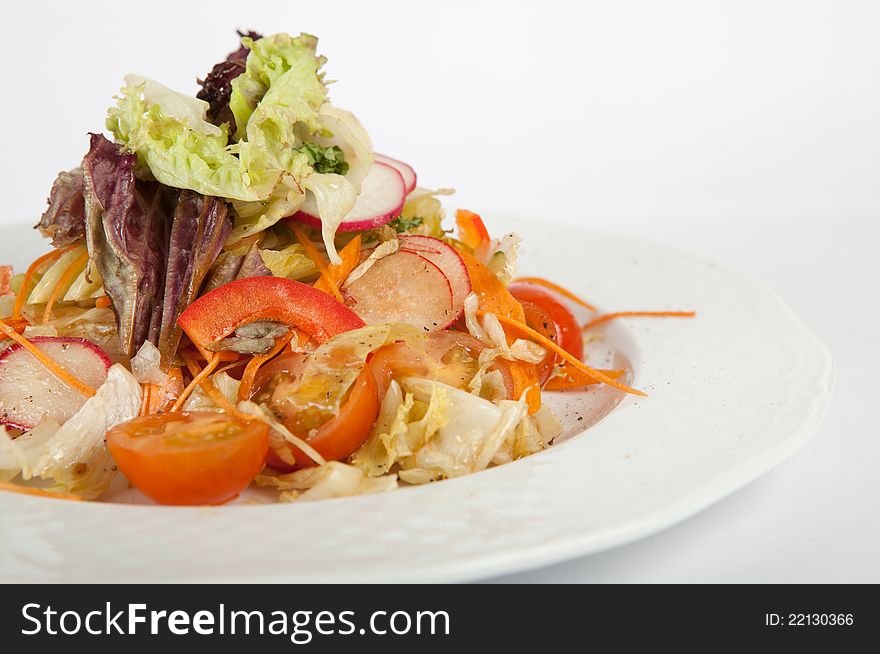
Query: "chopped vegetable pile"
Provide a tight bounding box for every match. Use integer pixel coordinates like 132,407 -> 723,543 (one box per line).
0,31 -> 695,505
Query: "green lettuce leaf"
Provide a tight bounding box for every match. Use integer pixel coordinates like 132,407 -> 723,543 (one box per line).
106,33 -> 363,260
106,80 -> 261,201
229,33 -> 327,141
258,244 -> 317,280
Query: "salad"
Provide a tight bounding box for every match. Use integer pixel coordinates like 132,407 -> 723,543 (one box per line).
0,32 -> 692,505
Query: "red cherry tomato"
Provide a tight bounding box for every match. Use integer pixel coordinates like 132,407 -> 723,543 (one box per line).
107,412 -> 269,505
509,282 -> 583,360
517,300 -> 560,385
265,366 -> 379,471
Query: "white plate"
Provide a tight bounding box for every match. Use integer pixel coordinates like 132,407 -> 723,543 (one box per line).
0,217 -> 833,582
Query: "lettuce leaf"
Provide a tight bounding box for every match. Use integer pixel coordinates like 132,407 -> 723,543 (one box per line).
229,33 -> 327,141
26,245 -> 88,304
106,33 -> 367,264
82,134 -> 170,357
258,244 -> 317,279
352,377 -> 531,482
36,168 -> 85,247
157,191 -> 231,365
107,81 -> 259,201
197,30 -> 262,133
256,461 -> 397,502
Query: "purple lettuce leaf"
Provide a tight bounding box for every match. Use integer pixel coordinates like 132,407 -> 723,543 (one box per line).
236,242 -> 272,280
197,30 -> 262,134
81,133 -> 171,357
157,191 -> 232,365
36,168 -> 86,247
202,241 -> 272,295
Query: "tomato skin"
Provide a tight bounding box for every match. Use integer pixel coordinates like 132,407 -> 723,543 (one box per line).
517,300 -> 559,385
508,282 -> 584,360
177,276 -> 365,351
267,366 -> 380,471
107,412 -> 269,506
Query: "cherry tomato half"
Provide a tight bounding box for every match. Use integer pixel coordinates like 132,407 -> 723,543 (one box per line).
107,412 -> 269,505
265,366 -> 380,471
509,282 -> 584,360
517,299 -> 560,385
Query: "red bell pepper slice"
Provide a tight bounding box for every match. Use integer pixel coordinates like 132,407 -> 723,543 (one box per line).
177,276 -> 365,350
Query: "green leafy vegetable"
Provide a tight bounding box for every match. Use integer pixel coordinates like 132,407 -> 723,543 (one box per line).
388,215 -> 424,233
293,143 -> 349,175
106,34 -> 337,243
229,33 -> 327,141
258,244 -> 317,280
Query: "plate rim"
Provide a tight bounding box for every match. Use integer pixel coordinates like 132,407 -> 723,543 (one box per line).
0,219 -> 834,583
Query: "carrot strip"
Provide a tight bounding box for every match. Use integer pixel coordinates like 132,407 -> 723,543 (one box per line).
2,317 -> 29,333
12,246 -> 77,320
0,482 -> 83,501
456,209 -> 491,250
181,353 -> 250,419
215,359 -> 250,376
0,319 -> 97,397
42,250 -> 89,323
583,311 -> 696,331
314,235 -> 362,296
546,367 -> 625,391
95,295 -> 111,309
139,383 -> 153,417
179,344 -> 241,365
149,367 -> 185,415
459,250 -> 525,321
236,331 -> 296,402
483,312 -> 646,397
172,352 -> 222,412
513,277 -> 597,312
291,224 -> 345,303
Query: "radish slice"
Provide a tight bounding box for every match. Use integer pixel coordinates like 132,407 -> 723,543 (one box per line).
399,235 -> 471,321
343,250 -> 454,332
374,154 -> 417,194
0,337 -> 111,430
294,161 -> 406,233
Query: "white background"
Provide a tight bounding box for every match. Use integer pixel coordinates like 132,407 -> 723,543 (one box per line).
3,1 -> 878,582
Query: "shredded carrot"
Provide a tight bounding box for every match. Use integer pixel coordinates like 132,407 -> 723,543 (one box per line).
2,317 -> 29,333
237,331 -> 296,402
314,235 -> 362,297
11,246 -> 77,320
546,367 -> 625,391
172,352 -> 222,412
483,312 -> 646,397
514,277 -> 597,313
291,223 -> 345,303
181,344 -> 241,364
139,383 -> 153,417
583,311 -> 696,331
0,482 -> 83,501
286,329 -> 313,354
42,250 -> 89,324
0,319 -> 97,397
215,359 -> 250,376
95,295 -> 111,309
525,386 -> 542,413
180,353 -> 251,419
459,250 -> 525,321
141,368 -> 185,416
456,209 -> 491,251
